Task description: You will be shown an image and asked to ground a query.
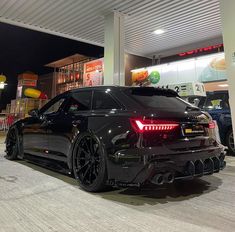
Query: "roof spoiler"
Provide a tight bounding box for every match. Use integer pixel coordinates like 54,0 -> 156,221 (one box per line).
130,87 -> 179,97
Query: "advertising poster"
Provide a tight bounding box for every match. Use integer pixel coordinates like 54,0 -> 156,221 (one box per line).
131,52 -> 226,87
83,58 -> 104,87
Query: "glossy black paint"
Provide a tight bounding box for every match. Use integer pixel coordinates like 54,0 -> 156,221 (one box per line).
9,86 -> 226,186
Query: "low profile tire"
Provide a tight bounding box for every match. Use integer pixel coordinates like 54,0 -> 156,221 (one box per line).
226,129 -> 235,156
73,133 -> 107,192
5,127 -> 20,160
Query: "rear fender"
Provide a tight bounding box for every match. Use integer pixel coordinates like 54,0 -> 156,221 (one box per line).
6,124 -> 24,159
67,130 -> 108,172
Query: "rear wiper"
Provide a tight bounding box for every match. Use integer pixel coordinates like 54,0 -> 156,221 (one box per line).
185,106 -> 200,111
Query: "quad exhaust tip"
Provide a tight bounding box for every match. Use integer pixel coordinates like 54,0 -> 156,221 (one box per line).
153,174 -> 164,185
164,172 -> 174,184
151,172 -> 174,185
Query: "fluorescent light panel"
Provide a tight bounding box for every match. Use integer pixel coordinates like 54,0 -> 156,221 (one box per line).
218,84 -> 229,87
153,29 -> 166,35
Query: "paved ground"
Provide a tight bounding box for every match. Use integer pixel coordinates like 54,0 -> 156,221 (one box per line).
0,134 -> 235,232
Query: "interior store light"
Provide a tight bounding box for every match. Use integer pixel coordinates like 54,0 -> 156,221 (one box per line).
218,84 -> 229,87
131,68 -> 146,72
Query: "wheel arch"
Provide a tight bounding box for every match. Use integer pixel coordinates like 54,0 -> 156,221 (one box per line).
67,130 -> 108,172
5,122 -> 24,159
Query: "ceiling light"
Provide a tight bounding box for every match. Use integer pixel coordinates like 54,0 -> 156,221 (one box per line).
153,29 -> 166,35
218,84 -> 229,87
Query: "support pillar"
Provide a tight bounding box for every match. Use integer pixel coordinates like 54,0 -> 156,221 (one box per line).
104,11 -> 125,86
219,0 -> 235,145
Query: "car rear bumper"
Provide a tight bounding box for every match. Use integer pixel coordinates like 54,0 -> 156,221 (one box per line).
107,145 -> 226,186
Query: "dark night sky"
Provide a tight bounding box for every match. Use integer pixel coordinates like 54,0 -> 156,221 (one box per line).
0,22 -> 104,110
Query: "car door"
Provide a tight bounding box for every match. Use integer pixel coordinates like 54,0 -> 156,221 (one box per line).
46,90 -> 92,161
22,95 -> 66,157
204,91 -> 231,142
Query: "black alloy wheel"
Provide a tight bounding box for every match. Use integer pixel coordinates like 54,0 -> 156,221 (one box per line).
226,129 -> 235,156
73,133 -> 107,192
5,128 -> 19,160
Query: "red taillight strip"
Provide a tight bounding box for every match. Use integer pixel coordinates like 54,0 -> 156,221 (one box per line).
208,120 -> 216,129
130,119 -> 179,133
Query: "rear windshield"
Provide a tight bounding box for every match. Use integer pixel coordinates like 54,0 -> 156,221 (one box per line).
125,87 -> 192,110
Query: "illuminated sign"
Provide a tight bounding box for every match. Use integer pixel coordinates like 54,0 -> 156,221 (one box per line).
83,58 -> 104,87
179,44 -> 223,57
85,60 -> 103,73
131,52 -> 226,86
18,79 -> 37,87
0,82 -> 7,89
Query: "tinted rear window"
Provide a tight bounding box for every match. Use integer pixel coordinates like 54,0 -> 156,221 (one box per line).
125,87 -> 190,110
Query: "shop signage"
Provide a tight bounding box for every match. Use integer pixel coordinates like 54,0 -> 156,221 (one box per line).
168,82 -> 206,97
83,58 -> 104,87
131,52 -> 226,88
85,60 -> 103,73
22,79 -> 37,87
178,44 -> 223,57
18,79 -> 37,87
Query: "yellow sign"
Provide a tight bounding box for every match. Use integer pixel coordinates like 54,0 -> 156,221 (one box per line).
0,74 -> 6,83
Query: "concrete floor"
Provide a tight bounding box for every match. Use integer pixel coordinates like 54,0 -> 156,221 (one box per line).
0,134 -> 235,232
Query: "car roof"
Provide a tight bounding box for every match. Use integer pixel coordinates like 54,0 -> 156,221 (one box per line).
68,85 -> 178,95
69,85 -> 127,93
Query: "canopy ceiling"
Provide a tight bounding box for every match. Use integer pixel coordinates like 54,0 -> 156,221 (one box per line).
0,0 -> 222,57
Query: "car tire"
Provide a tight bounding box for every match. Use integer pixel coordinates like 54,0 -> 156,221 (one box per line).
73,132 -> 108,192
5,127 -> 20,160
225,129 -> 235,156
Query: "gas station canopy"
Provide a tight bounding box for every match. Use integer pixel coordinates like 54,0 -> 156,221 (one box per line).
0,0 -> 234,142
0,0 -> 222,57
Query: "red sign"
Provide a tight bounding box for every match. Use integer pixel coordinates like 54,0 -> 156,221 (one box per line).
178,44 -> 223,57
85,60 -> 103,73
83,59 -> 104,87
22,79 -> 37,87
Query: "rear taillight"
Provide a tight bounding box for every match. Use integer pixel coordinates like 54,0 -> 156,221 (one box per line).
130,118 -> 179,133
208,120 -> 216,129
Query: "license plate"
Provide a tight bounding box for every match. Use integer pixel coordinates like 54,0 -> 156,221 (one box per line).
185,128 -> 193,134
183,125 -> 205,136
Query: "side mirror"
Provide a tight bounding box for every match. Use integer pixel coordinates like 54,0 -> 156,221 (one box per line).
28,109 -> 40,118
